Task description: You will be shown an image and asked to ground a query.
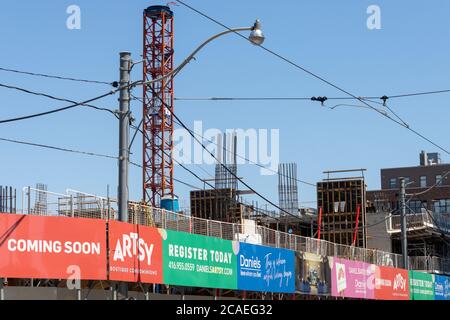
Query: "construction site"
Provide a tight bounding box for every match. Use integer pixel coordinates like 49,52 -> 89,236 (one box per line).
0,2 -> 450,303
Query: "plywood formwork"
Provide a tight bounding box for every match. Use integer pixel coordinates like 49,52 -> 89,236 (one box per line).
317,178 -> 367,248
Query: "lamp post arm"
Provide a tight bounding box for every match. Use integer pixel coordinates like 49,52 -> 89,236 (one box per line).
134,26 -> 253,88
171,27 -> 253,78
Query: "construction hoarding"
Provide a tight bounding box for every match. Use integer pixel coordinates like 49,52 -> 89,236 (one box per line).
162,229 -> 238,289
237,242 -> 295,293
295,252 -> 331,295
0,213 -> 107,280
108,220 -> 163,283
434,274 -> 449,300
331,258 -> 375,299
409,271 -> 435,300
374,266 -> 409,300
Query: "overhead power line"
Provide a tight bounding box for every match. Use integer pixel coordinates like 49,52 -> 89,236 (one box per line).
172,119 -> 316,187
0,136 -> 204,191
130,93 -> 316,188
0,83 -> 117,117
0,136 -> 117,160
0,89 -> 117,124
130,123 -> 287,223
133,91 -> 289,221
129,160 -> 204,190
176,0 -> 450,156
0,67 -> 114,86
128,111 -> 216,181
130,122 -> 221,191
169,107 -> 303,221
175,89 -> 450,101
406,169 -> 450,198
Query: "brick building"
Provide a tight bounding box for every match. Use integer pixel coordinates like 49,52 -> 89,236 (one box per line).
366,151 -> 450,273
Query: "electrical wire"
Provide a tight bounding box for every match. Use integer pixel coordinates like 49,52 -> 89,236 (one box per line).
175,88 -> 450,101
0,136 -> 117,160
132,93 -> 316,187
170,108 -> 312,221
132,115 -> 285,222
365,212 -> 397,229
129,123 -> 218,191
388,89 -> 450,99
0,90 -> 117,124
129,160 -> 204,190
172,119 -> 316,187
176,0 -> 450,156
128,115 -> 215,181
0,83 -> 118,118
0,67 -> 114,85
0,135 -> 204,191
406,170 -> 450,197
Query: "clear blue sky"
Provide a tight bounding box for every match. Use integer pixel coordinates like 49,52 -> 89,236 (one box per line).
0,0 -> 449,211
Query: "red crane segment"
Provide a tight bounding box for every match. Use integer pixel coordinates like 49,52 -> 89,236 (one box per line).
143,6 -> 175,206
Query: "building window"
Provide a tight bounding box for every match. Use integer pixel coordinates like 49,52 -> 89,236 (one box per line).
404,177 -> 411,185
420,176 -> 427,188
436,175 -> 443,186
433,199 -> 450,214
389,178 -> 396,189
408,200 -> 426,214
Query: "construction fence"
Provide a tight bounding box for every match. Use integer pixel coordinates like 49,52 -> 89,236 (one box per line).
19,186 -> 438,272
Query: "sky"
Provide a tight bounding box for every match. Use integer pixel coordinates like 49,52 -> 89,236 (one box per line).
0,0 -> 449,212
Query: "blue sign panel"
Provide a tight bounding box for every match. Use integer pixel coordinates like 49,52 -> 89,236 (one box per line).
434,275 -> 449,300
237,242 -> 295,293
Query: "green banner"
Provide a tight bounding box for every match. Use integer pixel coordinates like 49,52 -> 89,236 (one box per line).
162,229 -> 238,289
409,271 -> 435,300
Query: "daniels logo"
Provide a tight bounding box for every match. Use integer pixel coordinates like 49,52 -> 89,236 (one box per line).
240,255 -> 261,269
393,273 -> 406,291
113,233 -> 154,265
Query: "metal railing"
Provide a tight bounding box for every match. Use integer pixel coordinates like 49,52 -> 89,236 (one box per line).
21,187 -> 117,220
17,187 -> 410,269
408,256 -> 450,274
387,210 -> 450,234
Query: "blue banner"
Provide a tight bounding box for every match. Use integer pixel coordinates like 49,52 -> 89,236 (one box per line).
434,274 -> 449,300
236,242 -> 295,293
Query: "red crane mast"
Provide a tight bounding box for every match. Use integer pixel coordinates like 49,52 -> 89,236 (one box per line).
143,6 -> 175,206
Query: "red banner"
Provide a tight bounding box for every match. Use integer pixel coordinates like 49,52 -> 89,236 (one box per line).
374,266 -> 409,300
108,220 -> 163,283
0,213 -> 107,280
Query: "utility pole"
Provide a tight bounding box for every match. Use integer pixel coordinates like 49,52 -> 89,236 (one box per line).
399,177 -> 408,269
118,52 -> 131,223
117,51 -> 131,299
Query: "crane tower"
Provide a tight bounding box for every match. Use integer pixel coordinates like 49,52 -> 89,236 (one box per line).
142,5 -> 175,206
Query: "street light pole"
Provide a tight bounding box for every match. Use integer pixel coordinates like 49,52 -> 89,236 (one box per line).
117,52 -> 131,300
118,52 -> 131,223
399,177 -> 408,269
114,20 -> 264,298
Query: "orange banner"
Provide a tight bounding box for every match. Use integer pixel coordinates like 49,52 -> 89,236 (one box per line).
0,213 -> 107,280
374,266 -> 409,300
108,220 -> 163,283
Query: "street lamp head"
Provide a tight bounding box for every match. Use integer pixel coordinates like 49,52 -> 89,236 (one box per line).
249,19 -> 265,45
